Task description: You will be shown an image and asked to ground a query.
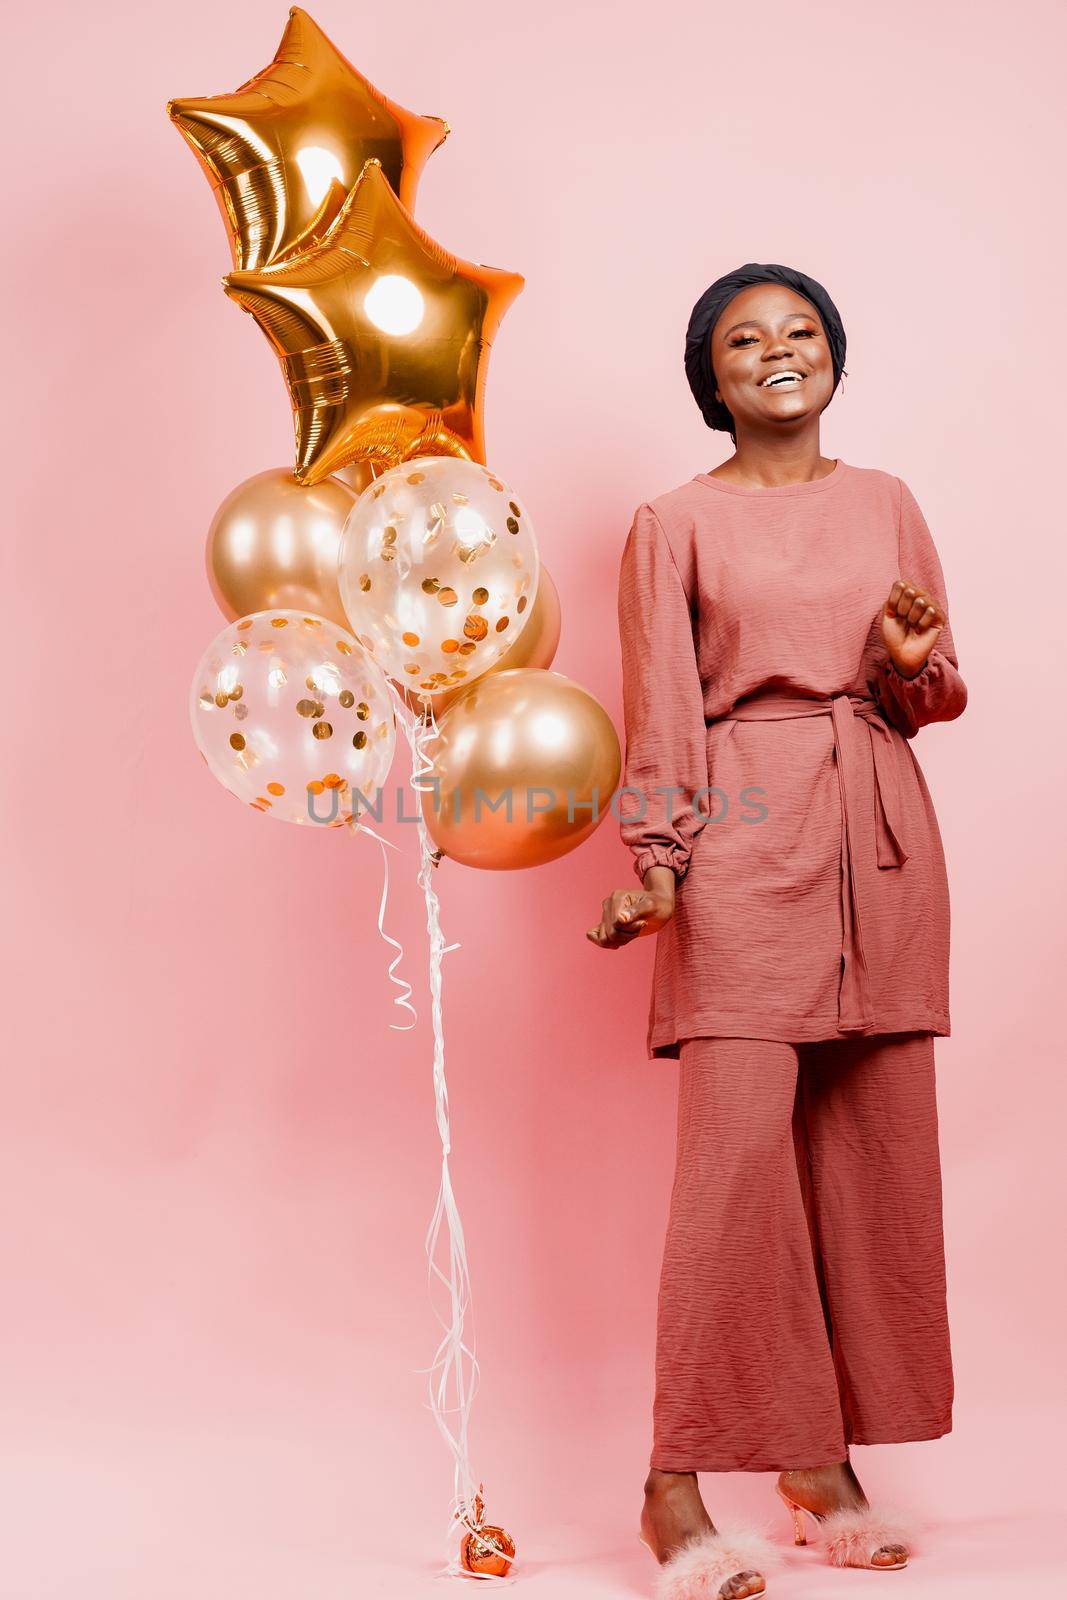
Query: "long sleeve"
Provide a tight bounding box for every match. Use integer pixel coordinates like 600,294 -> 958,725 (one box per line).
616,503 -> 710,884
872,477 -> 969,739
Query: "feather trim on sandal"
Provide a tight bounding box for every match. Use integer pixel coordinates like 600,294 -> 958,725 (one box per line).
649,1522 -> 780,1600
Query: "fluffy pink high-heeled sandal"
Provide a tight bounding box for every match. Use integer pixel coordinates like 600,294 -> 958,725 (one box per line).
775,1485 -> 919,1570
639,1521 -> 780,1599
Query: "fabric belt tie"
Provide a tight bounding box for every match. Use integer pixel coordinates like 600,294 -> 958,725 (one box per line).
713,691 -> 910,1033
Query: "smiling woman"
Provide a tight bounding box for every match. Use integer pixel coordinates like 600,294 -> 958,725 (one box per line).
590,261 -> 968,1600
683,260 -> 848,443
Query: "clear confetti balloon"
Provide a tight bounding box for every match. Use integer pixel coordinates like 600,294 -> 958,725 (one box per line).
337,456 -> 539,700
190,610 -> 396,827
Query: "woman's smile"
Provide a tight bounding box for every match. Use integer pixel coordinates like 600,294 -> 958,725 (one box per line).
758,369 -> 807,388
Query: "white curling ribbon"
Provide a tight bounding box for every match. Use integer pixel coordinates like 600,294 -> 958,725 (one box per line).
346,813 -> 418,1033
389,688 -> 516,1585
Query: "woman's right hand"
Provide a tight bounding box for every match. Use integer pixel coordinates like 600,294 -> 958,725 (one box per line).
586,866 -> 676,949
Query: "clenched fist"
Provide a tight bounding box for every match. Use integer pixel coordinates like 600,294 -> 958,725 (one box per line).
881,576 -> 947,679
587,866 -> 677,949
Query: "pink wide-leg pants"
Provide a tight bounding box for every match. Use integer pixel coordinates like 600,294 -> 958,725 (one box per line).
650,1032 -> 954,1472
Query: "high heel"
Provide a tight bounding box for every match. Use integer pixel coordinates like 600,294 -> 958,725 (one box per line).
774,1483 -> 914,1570
638,1523 -> 778,1599
774,1484 -> 808,1546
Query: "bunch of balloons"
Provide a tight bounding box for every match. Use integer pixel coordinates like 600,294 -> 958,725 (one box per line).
179,6 -> 620,867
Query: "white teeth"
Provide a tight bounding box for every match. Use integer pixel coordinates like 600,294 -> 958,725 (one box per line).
760,371 -> 805,387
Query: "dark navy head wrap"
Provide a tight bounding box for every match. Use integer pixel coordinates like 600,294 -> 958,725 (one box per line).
684,262 -> 847,438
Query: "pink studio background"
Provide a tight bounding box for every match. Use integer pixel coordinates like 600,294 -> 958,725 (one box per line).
3,1 -> 1065,1596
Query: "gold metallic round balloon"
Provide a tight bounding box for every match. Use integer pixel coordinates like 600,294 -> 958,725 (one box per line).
420,669 -> 621,871
206,469 -> 357,628
397,564 -> 561,716
167,6 -> 449,270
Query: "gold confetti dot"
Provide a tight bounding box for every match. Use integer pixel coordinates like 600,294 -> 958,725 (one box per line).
228,685 -> 243,701
230,733 -> 246,750
506,517 -> 519,534
359,574 -> 371,592
307,780 -> 325,794
452,492 -> 469,505
312,721 -> 333,739
382,526 -> 397,544
255,796 -> 272,807
267,782 -> 285,796
407,471 -> 425,484
402,631 -> 420,646
339,689 -> 355,708
495,616 -> 510,632
296,698 -> 318,717
214,691 -> 229,708
303,617 -> 321,626
353,731 -> 368,749
336,640 -> 353,655
458,642 -> 477,656
463,614 -> 488,642
508,501 -> 521,516
357,701 -> 369,719
472,586 -> 488,604
271,618 -> 289,628
437,587 -> 458,607
198,691 -> 213,709
232,640 -> 248,656
517,596 -> 528,613
422,577 -> 440,594
234,703 -> 249,721
488,478 -> 504,491
323,773 -> 343,788
429,502 -> 447,522
237,619 -> 253,631
441,639 -> 459,653
305,676 -> 317,690
404,663 -> 420,675
372,483 -> 386,499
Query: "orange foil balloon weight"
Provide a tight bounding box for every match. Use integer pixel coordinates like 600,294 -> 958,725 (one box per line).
455,1486 -> 516,1579
421,669 -> 622,871
168,7 -> 449,269
223,160 -> 524,484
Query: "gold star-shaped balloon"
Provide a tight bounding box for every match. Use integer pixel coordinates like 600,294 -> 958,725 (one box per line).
168,6 -> 449,270
223,158 -> 525,485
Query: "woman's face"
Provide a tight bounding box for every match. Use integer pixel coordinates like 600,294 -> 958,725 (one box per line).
709,282 -> 835,437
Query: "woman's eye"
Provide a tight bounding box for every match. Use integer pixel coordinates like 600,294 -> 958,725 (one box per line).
729,328 -> 817,347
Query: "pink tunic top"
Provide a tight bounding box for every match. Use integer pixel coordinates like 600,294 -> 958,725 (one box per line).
616,458 -> 968,1060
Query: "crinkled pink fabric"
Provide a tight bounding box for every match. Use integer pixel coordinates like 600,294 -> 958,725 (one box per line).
651,1032 -> 953,1471
616,460 -> 968,1059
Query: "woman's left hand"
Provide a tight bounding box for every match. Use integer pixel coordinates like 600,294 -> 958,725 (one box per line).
880,575 -> 947,678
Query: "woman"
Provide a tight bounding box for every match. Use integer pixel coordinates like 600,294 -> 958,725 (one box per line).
587,263 -> 967,1600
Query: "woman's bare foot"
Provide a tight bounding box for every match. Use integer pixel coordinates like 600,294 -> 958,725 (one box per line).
778,1459 -> 907,1568
641,1470 -> 765,1598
